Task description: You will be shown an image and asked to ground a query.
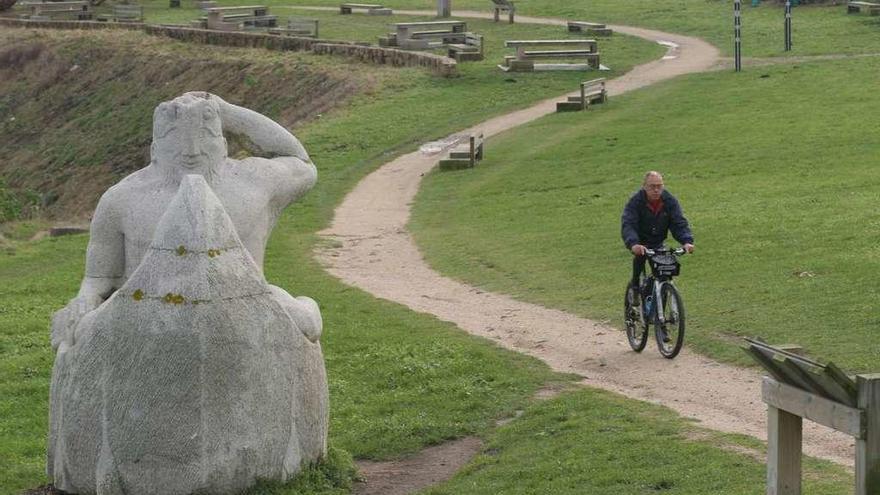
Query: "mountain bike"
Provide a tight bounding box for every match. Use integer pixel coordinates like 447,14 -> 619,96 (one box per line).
623,247 -> 687,359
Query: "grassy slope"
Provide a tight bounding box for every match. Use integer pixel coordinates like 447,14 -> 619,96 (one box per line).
0,28 -> 367,218
411,56 -> 880,370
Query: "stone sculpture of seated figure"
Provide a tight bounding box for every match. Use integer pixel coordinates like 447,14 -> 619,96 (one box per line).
51,91 -> 321,350
47,92 -> 328,494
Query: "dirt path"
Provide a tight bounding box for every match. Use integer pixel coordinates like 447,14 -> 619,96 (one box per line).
314,11 -> 855,467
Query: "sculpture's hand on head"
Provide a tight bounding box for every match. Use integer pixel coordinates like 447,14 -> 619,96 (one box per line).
189,92 -> 311,163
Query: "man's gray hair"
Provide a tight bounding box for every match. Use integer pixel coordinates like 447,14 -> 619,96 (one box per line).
642,171 -> 663,185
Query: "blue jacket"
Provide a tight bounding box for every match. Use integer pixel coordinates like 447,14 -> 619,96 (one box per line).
621,189 -> 693,250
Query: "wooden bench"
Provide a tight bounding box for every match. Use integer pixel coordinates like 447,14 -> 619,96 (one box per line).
447,32 -> 483,62
339,3 -> 391,15
204,5 -> 277,31
25,1 -> 92,20
848,0 -> 880,14
97,4 -> 144,22
393,20 -> 467,50
501,39 -> 600,72
439,133 -> 484,170
491,0 -> 514,23
268,17 -> 319,37
556,78 -> 607,112
567,21 -> 612,36
744,338 -> 880,495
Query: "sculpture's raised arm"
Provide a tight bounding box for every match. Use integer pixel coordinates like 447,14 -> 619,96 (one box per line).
195,92 -> 311,163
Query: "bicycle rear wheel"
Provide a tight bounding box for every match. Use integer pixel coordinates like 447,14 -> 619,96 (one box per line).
655,283 -> 685,359
624,283 -> 648,352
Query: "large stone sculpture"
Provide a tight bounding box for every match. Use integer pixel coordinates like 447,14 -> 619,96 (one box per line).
48,93 -> 328,494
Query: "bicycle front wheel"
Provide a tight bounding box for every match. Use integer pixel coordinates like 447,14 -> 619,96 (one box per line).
655,283 -> 685,359
624,283 -> 648,352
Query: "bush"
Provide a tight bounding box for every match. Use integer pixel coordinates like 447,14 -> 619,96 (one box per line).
0,0 -> 17,12
0,179 -> 40,223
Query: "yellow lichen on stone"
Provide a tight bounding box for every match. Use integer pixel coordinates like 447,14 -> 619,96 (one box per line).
163,293 -> 186,305
208,248 -> 221,258
132,289 -> 144,301
177,245 -> 188,256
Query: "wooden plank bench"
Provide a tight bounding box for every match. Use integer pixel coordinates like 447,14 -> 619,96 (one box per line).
205,5 -> 277,31
268,17 -> 319,37
743,338 -> 880,495
439,133 -> 484,170
848,0 -> 880,14
97,4 -> 144,22
447,32 -> 483,62
490,0 -> 514,23
556,78 -> 607,112
339,2 -> 391,15
567,20 -> 612,36
26,1 -> 92,20
501,39 -> 600,72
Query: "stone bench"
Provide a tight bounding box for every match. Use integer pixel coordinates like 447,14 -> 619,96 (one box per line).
268,17 -> 319,37
556,78 -> 607,112
339,3 -> 391,15
394,20 -> 468,50
447,32 -> 483,62
25,1 -> 92,20
848,0 -> 880,14
501,39 -> 601,72
567,20 -> 612,36
204,5 -> 277,31
439,133 -> 484,170
97,4 -> 144,22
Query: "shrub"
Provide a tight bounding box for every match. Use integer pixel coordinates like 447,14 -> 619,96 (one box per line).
0,179 -> 40,223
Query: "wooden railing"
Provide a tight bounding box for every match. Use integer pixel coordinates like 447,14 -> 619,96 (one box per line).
745,338 -> 880,495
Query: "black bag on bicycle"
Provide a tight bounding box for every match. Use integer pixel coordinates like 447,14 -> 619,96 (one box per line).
649,254 -> 680,277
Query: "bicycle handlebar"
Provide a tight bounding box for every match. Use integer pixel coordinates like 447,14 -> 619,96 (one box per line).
644,247 -> 687,257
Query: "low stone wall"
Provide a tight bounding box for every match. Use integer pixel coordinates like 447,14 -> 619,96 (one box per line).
0,18 -> 143,31
0,18 -> 458,76
313,43 -> 456,76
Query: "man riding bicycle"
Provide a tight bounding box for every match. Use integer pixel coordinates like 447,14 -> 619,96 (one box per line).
621,171 -> 694,305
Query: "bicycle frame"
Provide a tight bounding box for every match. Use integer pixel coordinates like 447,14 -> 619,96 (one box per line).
641,247 -> 685,325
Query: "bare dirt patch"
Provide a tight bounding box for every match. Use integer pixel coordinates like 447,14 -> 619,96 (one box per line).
354,437 -> 483,495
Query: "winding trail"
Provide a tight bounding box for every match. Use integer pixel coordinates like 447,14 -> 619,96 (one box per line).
314,10 -> 855,467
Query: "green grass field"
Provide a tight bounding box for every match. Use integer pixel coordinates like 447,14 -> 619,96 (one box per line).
424,388 -> 849,495
93,0 -> 880,58
241,0 -> 880,58
0,1 -> 871,493
411,55 -> 880,370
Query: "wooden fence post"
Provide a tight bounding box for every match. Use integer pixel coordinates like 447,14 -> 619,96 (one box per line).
437,0 -> 450,17
856,374 -> 880,495
767,405 -> 802,495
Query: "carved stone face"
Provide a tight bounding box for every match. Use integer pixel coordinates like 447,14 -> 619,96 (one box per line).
151,95 -> 226,176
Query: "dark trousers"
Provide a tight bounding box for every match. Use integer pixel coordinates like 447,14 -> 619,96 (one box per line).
631,255 -> 647,289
